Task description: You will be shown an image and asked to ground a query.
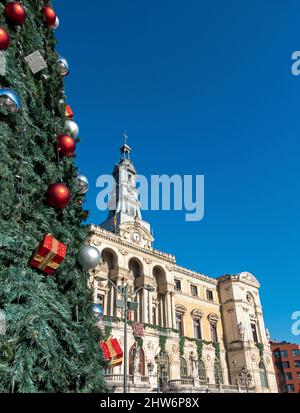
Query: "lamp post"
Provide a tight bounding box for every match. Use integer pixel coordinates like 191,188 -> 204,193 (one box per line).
96,275 -> 154,393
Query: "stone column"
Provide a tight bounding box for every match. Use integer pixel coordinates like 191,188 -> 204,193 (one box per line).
159,298 -> 163,326
170,292 -> 176,330
136,293 -> 140,322
143,290 -> 148,324
166,292 -> 172,328
148,291 -> 153,324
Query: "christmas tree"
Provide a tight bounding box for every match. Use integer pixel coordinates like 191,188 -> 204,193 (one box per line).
0,1 -> 106,392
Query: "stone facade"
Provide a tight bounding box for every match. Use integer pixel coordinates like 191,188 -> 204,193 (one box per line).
88,142 -> 278,393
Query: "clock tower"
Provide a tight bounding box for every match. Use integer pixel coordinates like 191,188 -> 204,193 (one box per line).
101,135 -> 154,248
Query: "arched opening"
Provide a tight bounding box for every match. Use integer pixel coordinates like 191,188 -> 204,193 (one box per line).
128,258 -> 144,321
259,362 -> 269,389
180,357 -> 188,378
129,258 -> 143,279
153,266 -> 167,327
214,360 -> 224,385
102,248 -> 118,279
198,359 -> 207,382
129,345 -> 145,376
101,248 -> 118,317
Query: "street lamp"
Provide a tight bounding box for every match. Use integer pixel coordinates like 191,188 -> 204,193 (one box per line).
96,275 -> 155,393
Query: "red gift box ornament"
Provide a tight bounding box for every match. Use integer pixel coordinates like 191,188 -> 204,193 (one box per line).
30,234 -> 67,275
99,338 -> 123,367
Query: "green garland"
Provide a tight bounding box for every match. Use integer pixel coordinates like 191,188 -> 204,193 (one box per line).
213,342 -> 221,359
134,336 -> 144,348
179,336 -> 185,356
196,339 -> 204,360
256,343 -> 264,358
159,335 -> 167,352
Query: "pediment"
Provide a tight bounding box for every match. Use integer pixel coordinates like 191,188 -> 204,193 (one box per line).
239,272 -> 260,287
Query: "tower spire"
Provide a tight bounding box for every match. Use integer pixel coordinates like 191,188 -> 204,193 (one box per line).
120,130 -> 131,161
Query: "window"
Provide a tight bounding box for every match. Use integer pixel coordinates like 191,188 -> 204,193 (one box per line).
180,357 -> 188,378
210,323 -> 218,343
176,313 -> 184,336
193,318 -> 202,340
206,290 -> 214,301
191,285 -> 198,297
273,351 -> 280,359
285,372 -> 293,381
198,360 -> 207,382
287,384 -> 295,392
297,372 -> 300,379
276,361 -> 283,369
175,279 -> 181,292
214,361 -> 223,385
283,361 -> 290,369
251,323 -> 259,344
281,350 -> 288,358
259,362 -> 269,389
294,360 -> 300,368
292,349 -> 300,357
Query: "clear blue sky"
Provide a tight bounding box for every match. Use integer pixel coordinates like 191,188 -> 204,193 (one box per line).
54,0 -> 300,343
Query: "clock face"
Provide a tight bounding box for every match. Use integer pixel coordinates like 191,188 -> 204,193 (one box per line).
131,232 -> 141,242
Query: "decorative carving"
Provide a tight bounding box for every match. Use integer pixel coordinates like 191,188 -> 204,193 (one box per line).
143,257 -> 152,265
208,313 -> 220,323
175,304 -> 187,314
191,309 -> 204,319
119,249 -> 129,256
172,345 -> 179,355
147,341 -> 154,351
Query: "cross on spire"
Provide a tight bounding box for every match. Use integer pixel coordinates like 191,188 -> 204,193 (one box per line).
123,130 -> 128,145
120,130 -> 131,161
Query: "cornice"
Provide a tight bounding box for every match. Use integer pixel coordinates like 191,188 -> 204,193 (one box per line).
174,265 -> 217,286
89,225 -> 176,264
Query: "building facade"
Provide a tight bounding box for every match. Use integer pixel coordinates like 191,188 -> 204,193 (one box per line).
88,142 -> 277,393
271,341 -> 300,393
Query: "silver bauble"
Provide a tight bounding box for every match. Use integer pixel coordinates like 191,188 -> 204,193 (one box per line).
65,119 -> 79,138
78,246 -> 101,270
57,57 -> 70,76
53,17 -> 59,30
0,89 -> 21,113
76,174 -> 89,194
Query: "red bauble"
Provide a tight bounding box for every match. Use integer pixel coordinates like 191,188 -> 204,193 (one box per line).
46,183 -> 71,209
5,3 -> 27,26
57,134 -> 76,157
41,6 -> 56,27
0,28 -> 10,50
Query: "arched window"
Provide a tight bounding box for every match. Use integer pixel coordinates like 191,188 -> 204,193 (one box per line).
214,361 -> 224,385
198,359 -> 207,382
180,357 -> 188,378
259,362 -> 269,389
